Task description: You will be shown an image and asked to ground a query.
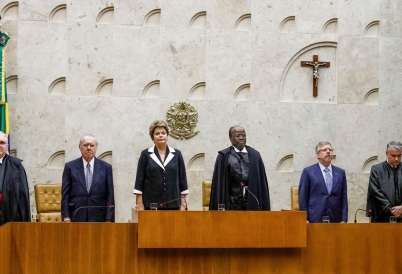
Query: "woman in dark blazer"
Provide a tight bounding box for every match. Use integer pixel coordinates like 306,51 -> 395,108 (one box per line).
133,120 -> 189,210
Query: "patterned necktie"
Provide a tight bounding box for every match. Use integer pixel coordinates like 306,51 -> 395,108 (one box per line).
86,163 -> 92,192
324,168 -> 332,193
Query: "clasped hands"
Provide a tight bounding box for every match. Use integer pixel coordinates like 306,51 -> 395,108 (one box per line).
390,205 -> 402,218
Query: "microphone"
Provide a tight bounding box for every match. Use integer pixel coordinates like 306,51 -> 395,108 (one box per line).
354,208 -> 371,223
241,183 -> 260,210
0,210 -> 3,226
159,197 -> 186,210
72,205 -> 114,222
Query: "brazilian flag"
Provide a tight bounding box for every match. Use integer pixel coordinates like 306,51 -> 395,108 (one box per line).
0,31 -> 10,150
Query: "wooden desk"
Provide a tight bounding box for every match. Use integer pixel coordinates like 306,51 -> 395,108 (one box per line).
0,219 -> 401,273
138,211 -> 307,248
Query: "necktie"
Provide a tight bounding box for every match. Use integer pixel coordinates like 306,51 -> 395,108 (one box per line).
324,168 -> 332,193
86,163 -> 92,192
237,152 -> 245,159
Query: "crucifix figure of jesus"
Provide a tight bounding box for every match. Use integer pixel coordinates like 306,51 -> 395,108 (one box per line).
301,55 -> 330,97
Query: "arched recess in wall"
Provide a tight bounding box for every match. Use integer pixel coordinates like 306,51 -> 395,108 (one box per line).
144,9 -> 161,26
234,84 -> 250,101
143,80 -> 160,98
48,77 -> 66,95
362,156 -> 378,173
190,11 -> 206,29
364,21 -> 379,37
6,75 -> 17,94
322,18 -> 337,35
277,155 -> 293,172
9,149 -> 16,157
362,88 -> 379,105
188,153 -> 205,171
96,6 -> 114,24
98,151 -> 112,165
96,79 -> 113,96
234,14 -> 251,31
49,4 -> 66,22
279,16 -> 295,33
1,2 -> 18,20
279,41 -> 337,101
47,151 -> 65,169
188,82 -> 205,100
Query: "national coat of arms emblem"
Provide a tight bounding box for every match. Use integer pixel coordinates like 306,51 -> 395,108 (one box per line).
166,102 -> 199,140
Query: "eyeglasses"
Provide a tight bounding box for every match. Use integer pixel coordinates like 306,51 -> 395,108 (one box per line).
319,148 -> 334,152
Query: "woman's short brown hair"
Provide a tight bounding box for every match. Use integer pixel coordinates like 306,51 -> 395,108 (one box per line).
149,120 -> 169,139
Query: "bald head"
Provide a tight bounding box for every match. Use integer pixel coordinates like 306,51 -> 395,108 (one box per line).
229,125 -> 246,150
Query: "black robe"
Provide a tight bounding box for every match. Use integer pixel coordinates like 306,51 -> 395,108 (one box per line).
209,146 -> 270,210
366,161 -> 402,222
0,154 -> 31,225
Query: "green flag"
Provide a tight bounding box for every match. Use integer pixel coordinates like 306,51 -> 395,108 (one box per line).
0,31 -> 10,148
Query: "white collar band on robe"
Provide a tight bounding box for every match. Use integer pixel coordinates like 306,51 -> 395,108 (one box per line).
233,146 -> 248,153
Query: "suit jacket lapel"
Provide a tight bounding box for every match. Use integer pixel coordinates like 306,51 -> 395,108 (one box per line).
148,146 -> 176,170
76,158 -> 87,193
314,163 -> 328,193
164,146 -> 175,167
331,166 -> 339,193
90,158 -> 101,193
148,146 -> 165,170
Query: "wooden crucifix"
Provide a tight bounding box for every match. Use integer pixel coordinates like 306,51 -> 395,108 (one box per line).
301,55 -> 330,97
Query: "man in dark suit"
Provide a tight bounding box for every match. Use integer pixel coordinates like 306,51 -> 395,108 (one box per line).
62,135 -> 115,222
298,142 -> 348,223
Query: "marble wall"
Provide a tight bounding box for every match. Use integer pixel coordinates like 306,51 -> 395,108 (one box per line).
0,0 -> 400,222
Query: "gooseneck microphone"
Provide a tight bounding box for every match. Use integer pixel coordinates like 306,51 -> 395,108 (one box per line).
0,210 -> 4,226
159,197 -> 187,210
241,183 -> 260,210
354,208 -> 371,223
72,205 -> 114,222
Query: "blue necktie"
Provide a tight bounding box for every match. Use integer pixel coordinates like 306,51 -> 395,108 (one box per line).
324,168 -> 332,193
86,163 -> 92,192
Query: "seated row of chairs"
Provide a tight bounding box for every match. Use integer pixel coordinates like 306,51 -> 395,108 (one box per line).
32,182 -> 300,221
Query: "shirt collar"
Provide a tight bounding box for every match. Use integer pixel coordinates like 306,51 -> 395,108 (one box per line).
387,160 -> 399,169
233,146 -> 247,153
82,157 -> 95,168
0,155 -> 5,164
319,162 -> 332,172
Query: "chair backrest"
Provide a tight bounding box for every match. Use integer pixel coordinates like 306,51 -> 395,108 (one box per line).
290,186 -> 299,210
34,184 -> 62,222
202,180 -> 212,211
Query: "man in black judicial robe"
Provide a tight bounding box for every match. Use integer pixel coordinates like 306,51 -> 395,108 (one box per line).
209,126 -> 270,211
0,131 -> 31,225
367,141 -> 402,222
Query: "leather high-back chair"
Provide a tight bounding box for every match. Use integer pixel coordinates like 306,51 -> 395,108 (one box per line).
34,184 -> 62,222
202,180 -> 212,211
290,186 -> 299,210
